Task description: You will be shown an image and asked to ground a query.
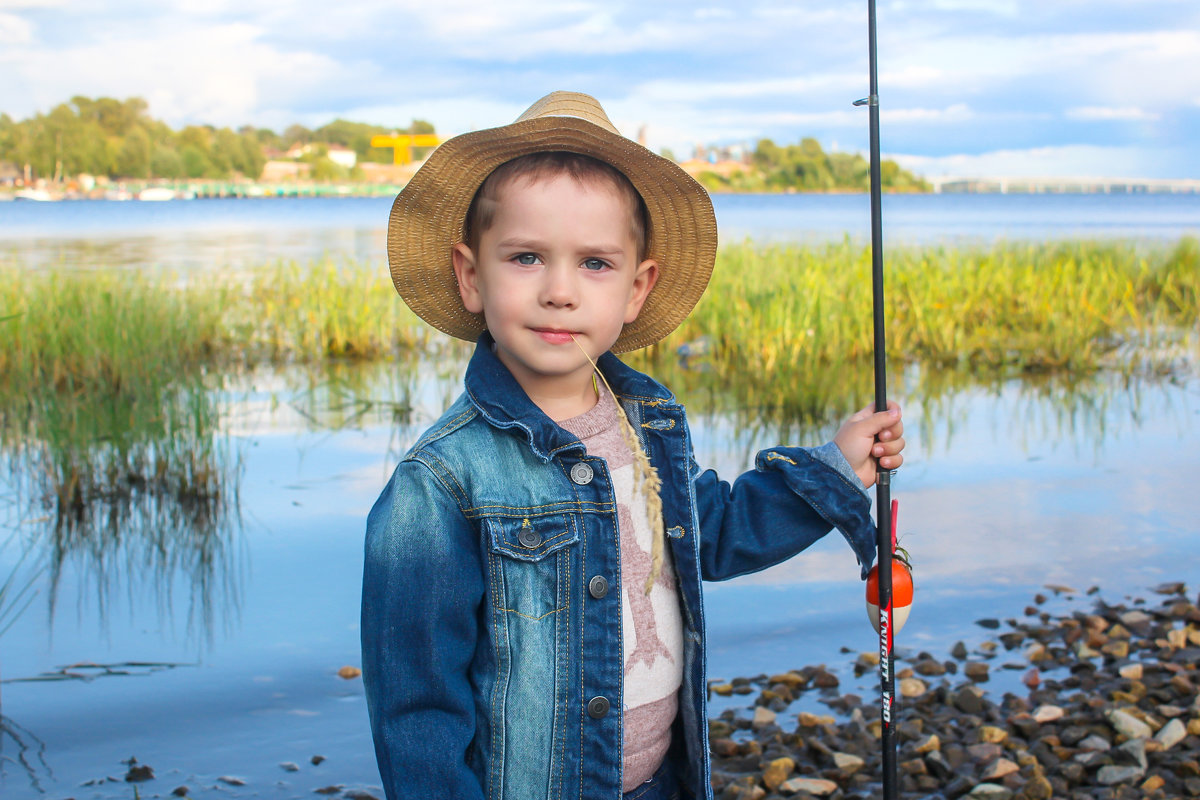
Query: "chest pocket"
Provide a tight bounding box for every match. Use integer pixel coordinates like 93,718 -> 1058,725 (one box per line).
484,514 -> 579,621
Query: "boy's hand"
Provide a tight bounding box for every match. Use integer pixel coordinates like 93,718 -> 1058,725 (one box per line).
834,401 -> 905,489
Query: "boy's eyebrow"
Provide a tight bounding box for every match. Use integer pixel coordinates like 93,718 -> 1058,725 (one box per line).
495,237 -> 628,256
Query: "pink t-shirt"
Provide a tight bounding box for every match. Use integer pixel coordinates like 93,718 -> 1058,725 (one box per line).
557,385 -> 683,791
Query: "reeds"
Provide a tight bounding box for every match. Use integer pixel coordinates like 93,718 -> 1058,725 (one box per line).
641,237 -> 1198,377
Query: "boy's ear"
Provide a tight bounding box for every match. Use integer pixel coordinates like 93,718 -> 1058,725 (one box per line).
451,243 -> 484,314
624,258 -> 659,324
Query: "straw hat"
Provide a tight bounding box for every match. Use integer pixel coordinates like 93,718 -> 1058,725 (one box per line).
387,91 -> 717,353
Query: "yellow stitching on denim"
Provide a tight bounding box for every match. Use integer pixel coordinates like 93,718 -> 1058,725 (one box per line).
497,605 -> 563,621
640,419 -> 676,430
766,452 -> 797,465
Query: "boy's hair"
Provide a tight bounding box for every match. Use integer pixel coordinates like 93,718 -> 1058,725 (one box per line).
463,151 -> 649,260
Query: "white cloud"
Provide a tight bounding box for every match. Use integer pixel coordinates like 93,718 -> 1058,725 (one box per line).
0,10 -> 32,43
1066,106 -> 1161,122
890,144 -> 1186,179
884,103 -> 973,123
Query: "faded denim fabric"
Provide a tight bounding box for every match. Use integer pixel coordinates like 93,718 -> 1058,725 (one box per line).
361,333 -> 877,800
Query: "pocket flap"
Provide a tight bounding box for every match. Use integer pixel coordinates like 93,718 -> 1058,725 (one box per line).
485,514 -> 579,562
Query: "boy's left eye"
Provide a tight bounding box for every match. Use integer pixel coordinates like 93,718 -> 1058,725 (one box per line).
582,258 -> 610,271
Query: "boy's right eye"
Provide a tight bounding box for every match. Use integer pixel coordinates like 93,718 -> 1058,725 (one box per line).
514,253 -> 540,266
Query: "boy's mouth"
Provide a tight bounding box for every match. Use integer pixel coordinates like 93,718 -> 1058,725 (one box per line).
531,327 -> 580,344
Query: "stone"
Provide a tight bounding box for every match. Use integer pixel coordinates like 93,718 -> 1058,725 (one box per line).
711,738 -> 739,757
795,711 -> 834,727
967,742 -> 1004,763
752,706 -> 777,729
925,750 -> 954,780
811,669 -> 839,689
1118,663 -> 1143,680
1154,718 -> 1186,749
1023,767 -> 1053,800
832,752 -> 864,773
954,686 -> 986,714
761,757 -> 794,791
952,641 -> 969,659
1096,765 -> 1145,785
978,725 -> 1008,744
980,758 -> 1018,780
899,677 -> 927,697
1077,734 -> 1111,752
1032,704 -> 1063,723
1106,708 -> 1152,739
1188,718 -> 1200,736
915,733 -> 941,754
900,757 -> 928,776
965,662 -> 990,682
280,762 -> 300,772
1141,775 -> 1166,792
778,776 -> 838,796
337,665 -> 361,679
218,776 -> 248,786
711,683 -> 734,696
1113,738 -> 1147,770
967,783 -> 1013,800
915,658 -> 946,676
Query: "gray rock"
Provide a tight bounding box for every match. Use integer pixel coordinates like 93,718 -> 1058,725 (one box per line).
1104,708 -> 1152,739
1113,738 -> 1146,770
968,783 -> 1014,800
1155,717 -> 1186,750
1096,764 -> 1145,785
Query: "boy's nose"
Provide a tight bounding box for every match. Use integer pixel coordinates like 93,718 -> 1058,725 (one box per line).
539,264 -> 578,309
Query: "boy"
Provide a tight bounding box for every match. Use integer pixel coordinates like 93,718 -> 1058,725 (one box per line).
362,91 -> 904,800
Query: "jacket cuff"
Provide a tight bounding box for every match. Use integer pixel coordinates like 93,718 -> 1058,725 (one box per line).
757,446 -> 878,579
808,442 -> 869,497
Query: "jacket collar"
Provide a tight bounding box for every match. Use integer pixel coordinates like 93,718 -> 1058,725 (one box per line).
463,332 -> 676,462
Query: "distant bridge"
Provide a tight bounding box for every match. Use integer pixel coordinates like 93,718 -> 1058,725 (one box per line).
927,176 -> 1200,194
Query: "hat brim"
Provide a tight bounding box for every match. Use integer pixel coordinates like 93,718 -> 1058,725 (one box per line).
387,114 -> 717,353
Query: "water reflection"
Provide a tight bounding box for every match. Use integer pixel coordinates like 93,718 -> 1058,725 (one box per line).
0,377 -> 243,643
0,344 -> 1193,650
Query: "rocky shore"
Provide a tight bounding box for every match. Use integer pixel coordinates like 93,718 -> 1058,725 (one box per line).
707,583 -> 1200,800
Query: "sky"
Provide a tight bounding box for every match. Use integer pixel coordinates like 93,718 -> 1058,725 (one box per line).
2,0 -> 1198,179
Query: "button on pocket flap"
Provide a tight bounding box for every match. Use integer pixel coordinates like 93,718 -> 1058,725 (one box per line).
485,514 -> 579,561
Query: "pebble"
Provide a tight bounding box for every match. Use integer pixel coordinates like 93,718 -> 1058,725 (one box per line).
1105,708 -> 1152,739
217,775 -> 246,786
280,762 -> 300,772
705,583 -> 1200,800
980,757 -> 1018,780
1154,717 -> 1186,749
778,776 -> 837,796
1032,704 -> 1063,723
337,665 -> 362,680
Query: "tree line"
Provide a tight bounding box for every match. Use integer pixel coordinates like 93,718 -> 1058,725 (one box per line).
694,137 -> 928,192
0,96 -> 434,182
0,95 -> 924,191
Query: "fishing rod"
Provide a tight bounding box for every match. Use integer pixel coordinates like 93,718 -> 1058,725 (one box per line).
853,0 -> 899,798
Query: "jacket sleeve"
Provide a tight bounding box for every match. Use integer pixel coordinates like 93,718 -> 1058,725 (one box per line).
361,457 -> 486,800
691,444 -> 877,582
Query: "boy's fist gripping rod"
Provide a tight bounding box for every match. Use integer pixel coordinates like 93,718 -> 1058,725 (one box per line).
853,1 -> 900,798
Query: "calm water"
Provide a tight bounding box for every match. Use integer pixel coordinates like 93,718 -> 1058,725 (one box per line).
2,192 -> 1199,272
1,195 -> 1199,799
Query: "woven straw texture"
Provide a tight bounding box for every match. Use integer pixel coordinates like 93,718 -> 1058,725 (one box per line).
387,91 -> 717,353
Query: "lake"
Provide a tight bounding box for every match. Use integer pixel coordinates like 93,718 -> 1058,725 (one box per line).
2,192 -> 1199,272
1,193 -> 1198,799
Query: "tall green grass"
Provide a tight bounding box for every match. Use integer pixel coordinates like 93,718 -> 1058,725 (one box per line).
647,237 -> 1199,378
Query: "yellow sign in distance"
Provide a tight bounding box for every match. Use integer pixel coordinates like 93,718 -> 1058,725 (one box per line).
370,134 -> 441,165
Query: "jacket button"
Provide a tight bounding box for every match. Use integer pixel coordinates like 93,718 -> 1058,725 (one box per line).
587,695 -> 610,719
570,462 -> 594,485
588,575 -> 609,599
517,528 -> 542,548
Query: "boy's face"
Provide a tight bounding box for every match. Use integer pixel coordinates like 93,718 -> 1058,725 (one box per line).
451,172 -> 658,416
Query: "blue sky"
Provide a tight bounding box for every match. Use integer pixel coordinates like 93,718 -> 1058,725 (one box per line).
2,0 -> 1198,178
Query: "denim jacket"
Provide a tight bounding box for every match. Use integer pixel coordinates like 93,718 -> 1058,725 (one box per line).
361,334 -> 877,800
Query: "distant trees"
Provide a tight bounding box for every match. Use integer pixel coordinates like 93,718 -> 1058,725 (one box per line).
0,95 -> 436,183
698,136 -> 928,193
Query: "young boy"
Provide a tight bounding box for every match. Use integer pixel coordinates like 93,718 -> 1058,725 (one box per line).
362,91 -> 905,800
